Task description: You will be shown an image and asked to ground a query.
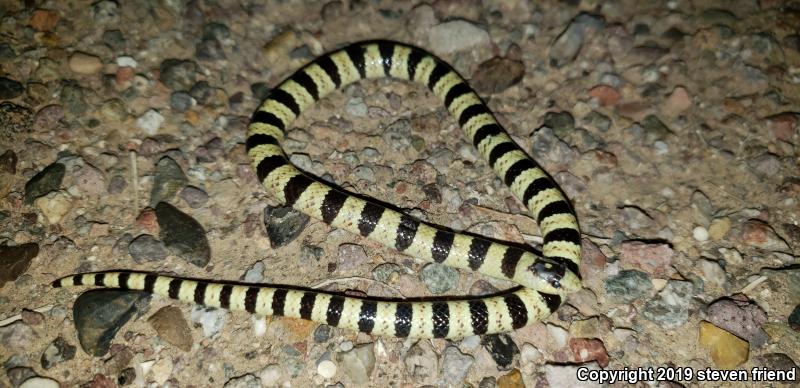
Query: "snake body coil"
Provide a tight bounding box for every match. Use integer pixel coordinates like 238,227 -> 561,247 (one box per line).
54,41 -> 582,339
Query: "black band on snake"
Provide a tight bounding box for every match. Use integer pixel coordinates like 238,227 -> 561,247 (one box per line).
54,40 -> 582,339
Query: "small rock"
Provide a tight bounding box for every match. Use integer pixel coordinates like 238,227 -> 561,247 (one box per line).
0,321 -> 36,349
148,306 -> 192,351
588,85 -> 621,106
584,111 -> 612,132
263,205 -> 309,247
766,113 -> 797,142
496,369 -> 524,388
699,321 -> 749,369
317,360 -> 337,379
440,345 -> 474,386
34,190 -> 73,224
544,363 -> 602,388
190,305 -> 227,338
69,52 -> 103,74
19,377 -> 60,388
257,364 -> 283,386
479,376 -> 497,388
0,243 -> 39,287
150,156 -> 188,206
73,290 -> 151,356
604,270 -> 652,303
569,338 -> 609,367
345,97 -> 367,117
337,243 -> 368,272
244,261 -> 265,283
6,367 -> 36,387
662,86 -> 691,116
372,262 -> 402,283
757,353 -> 798,383
549,13 -> 604,67
708,217 -> 731,240
24,162 -> 65,204
107,175 -> 127,194
543,111 -> 576,137
314,325 -> 332,343
128,234 -> 167,263
0,149 -> 16,174
159,59 -> 197,91
520,343 -> 541,364
224,374 -> 261,388
170,91 -> 194,112
156,202 -> 211,267
0,77 -> 24,99
29,9 -> 59,31
337,343 -> 375,384
180,185 -> 209,208
92,0 -> 120,24
642,280 -> 695,329
706,297 -> 768,346
638,114 -> 672,142
136,109 -> 165,136
21,309 -> 45,325
41,336 -> 76,369
382,118 -> 413,151
699,259 -> 727,288
789,305 -> 800,331
471,57 -> 525,94
428,20 -> 490,54
693,226 -> 709,241
741,219 -> 790,251
420,263 -> 458,294
74,164 -> 107,197
404,340 -> 439,384
0,102 -> 33,142
482,334 -> 519,370
619,241 -> 674,277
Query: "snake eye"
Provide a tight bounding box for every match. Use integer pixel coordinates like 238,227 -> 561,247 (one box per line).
530,261 -> 565,289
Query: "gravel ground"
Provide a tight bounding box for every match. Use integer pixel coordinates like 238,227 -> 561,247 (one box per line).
1,0 -> 799,387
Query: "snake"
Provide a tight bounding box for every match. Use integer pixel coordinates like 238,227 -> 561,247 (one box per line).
53,40 -> 582,339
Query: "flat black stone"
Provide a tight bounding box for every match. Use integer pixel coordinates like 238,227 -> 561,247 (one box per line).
73,290 -> 150,357
156,202 -> 211,267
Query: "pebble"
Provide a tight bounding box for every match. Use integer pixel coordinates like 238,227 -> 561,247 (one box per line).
159,59 -> 197,91
693,226 -> 709,241
0,77 -> 23,99
19,377 -> 61,388
0,243 -> 39,287
428,20 -> 490,54
569,338 -> 609,367
481,334 -> 519,370
244,261 -> 265,283
337,243 -> 368,272
170,91 -> 194,112
74,164 -> 107,197
544,363 -> 602,388
604,270 -> 652,303
583,111 -> 611,132
619,241 -> 674,277
404,340 -> 439,383
642,280 -> 695,329
148,306 -> 193,351
708,217 -> 731,240
543,111 -> 575,137
766,112 -> 797,142
257,364 -> 283,386
440,345 -> 474,386
151,357 -> 174,385
531,127 -> 576,165
0,321 -> 35,349
156,202 -> 211,267
34,190 -> 73,224
24,162 -> 65,204
73,290 -> 151,356
757,353 -> 797,383
698,321 -> 749,369
382,118 -> 413,151
588,85 -> 621,106
479,376 -> 497,388
69,52 -> 103,74
520,343 -> 541,364
337,343 -> 375,384
371,262 -> 402,283
662,86 -> 691,116
223,374 -> 260,388
92,0 -> 120,24
197,39 -> 226,61
638,114 -> 672,143
317,360 -> 337,378
549,13 -> 603,67
41,336 -> 76,369
790,305 -> 800,331
314,324 -> 332,343
740,219 -> 790,251
706,297 -> 768,346
470,57 -> 525,94
699,259 -> 727,288
263,205 -> 310,247
496,369 -> 524,388
135,109 -> 165,136
190,305 -> 227,338
29,9 -> 59,31
345,97 -> 368,117
420,263 -> 458,294
180,185 -> 209,208
6,367 -> 36,387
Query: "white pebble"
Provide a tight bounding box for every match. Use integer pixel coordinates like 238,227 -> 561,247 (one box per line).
19,377 -> 60,388
136,109 -> 164,135
116,56 -> 138,68
521,343 -> 542,364
692,226 -> 709,242
252,316 -> 267,337
339,340 -> 353,351
317,360 -> 337,378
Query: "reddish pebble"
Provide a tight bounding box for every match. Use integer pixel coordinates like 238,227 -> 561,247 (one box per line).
766,113 -> 797,142
116,67 -> 135,89
588,85 -> 621,106
30,9 -> 59,31
569,338 -> 610,367
21,309 -> 44,325
619,241 -> 674,277
135,207 -> 159,234
663,86 -> 691,116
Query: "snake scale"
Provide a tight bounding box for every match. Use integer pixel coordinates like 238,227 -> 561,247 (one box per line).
54,40 -> 582,339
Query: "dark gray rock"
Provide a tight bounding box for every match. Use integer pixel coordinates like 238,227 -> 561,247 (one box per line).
41,336 -> 76,369
604,270 -> 652,303
263,206 -> 309,248
128,234 -> 168,263
159,59 -> 197,91
24,162 -> 65,204
170,91 -> 194,112
0,77 -> 23,99
150,156 -> 187,206
0,243 -> 39,287
107,174 -> 126,194
790,305 -> 800,331
481,333 -> 519,370
73,290 -> 150,356
420,263 -> 458,294
156,202 -> 211,267
180,185 -> 209,208
642,280 -> 695,329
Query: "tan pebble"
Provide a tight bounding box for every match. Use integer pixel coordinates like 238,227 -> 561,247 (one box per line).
150,357 -> 174,385
497,369 -> 524,388
708,217 -> 731,241
30,9 -> 59,31
698,321 -> 749,369
662,86 -> 691,116
34,190 -> 72,224
69,52 -> 103,74
148,306 -> 193,351
569,317 -> 600,339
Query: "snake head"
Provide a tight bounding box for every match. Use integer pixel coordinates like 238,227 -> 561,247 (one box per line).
529,260 -> 566,290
